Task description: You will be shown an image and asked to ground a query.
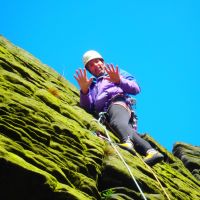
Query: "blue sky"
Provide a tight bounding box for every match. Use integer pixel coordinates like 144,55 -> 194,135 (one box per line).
2,0 -> 200,151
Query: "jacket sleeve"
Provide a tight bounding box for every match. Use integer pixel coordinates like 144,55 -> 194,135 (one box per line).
80,90 -> 94,113
118,77 -> 141,95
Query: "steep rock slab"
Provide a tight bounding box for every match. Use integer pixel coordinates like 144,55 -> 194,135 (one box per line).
0,35 -> 200,200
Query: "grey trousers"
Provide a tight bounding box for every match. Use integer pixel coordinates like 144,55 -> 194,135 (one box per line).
107,103 -> 152,155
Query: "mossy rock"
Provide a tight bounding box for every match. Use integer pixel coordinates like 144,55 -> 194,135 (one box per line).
0,35 -> 200,200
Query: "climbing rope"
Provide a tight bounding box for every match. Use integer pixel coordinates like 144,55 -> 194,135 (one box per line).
91,118 -> 148,200
132,150 -> 171,200
91,114 -> 171,200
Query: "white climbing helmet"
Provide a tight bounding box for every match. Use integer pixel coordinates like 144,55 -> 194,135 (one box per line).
82,50 -> 104,67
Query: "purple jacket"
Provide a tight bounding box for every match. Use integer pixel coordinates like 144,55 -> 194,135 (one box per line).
80,72 -> 140,114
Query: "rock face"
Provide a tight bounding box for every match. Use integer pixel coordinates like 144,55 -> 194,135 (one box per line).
0,35 -> 199,200
173,142 -> 200,181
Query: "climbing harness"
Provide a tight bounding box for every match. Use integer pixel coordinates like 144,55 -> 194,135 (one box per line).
91,112 -> 171,200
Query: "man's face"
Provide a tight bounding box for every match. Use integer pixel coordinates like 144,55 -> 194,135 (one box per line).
86,58 -> 105,77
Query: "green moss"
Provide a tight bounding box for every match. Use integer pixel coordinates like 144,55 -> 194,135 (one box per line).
0,35 -> 200,200
55,183 -> 95,200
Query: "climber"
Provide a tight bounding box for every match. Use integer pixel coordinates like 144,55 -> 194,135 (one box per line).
74,50 -> 164,166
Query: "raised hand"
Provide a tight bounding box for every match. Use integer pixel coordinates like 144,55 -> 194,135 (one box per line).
74,68 -> 93,94
104,64 -> 120,84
